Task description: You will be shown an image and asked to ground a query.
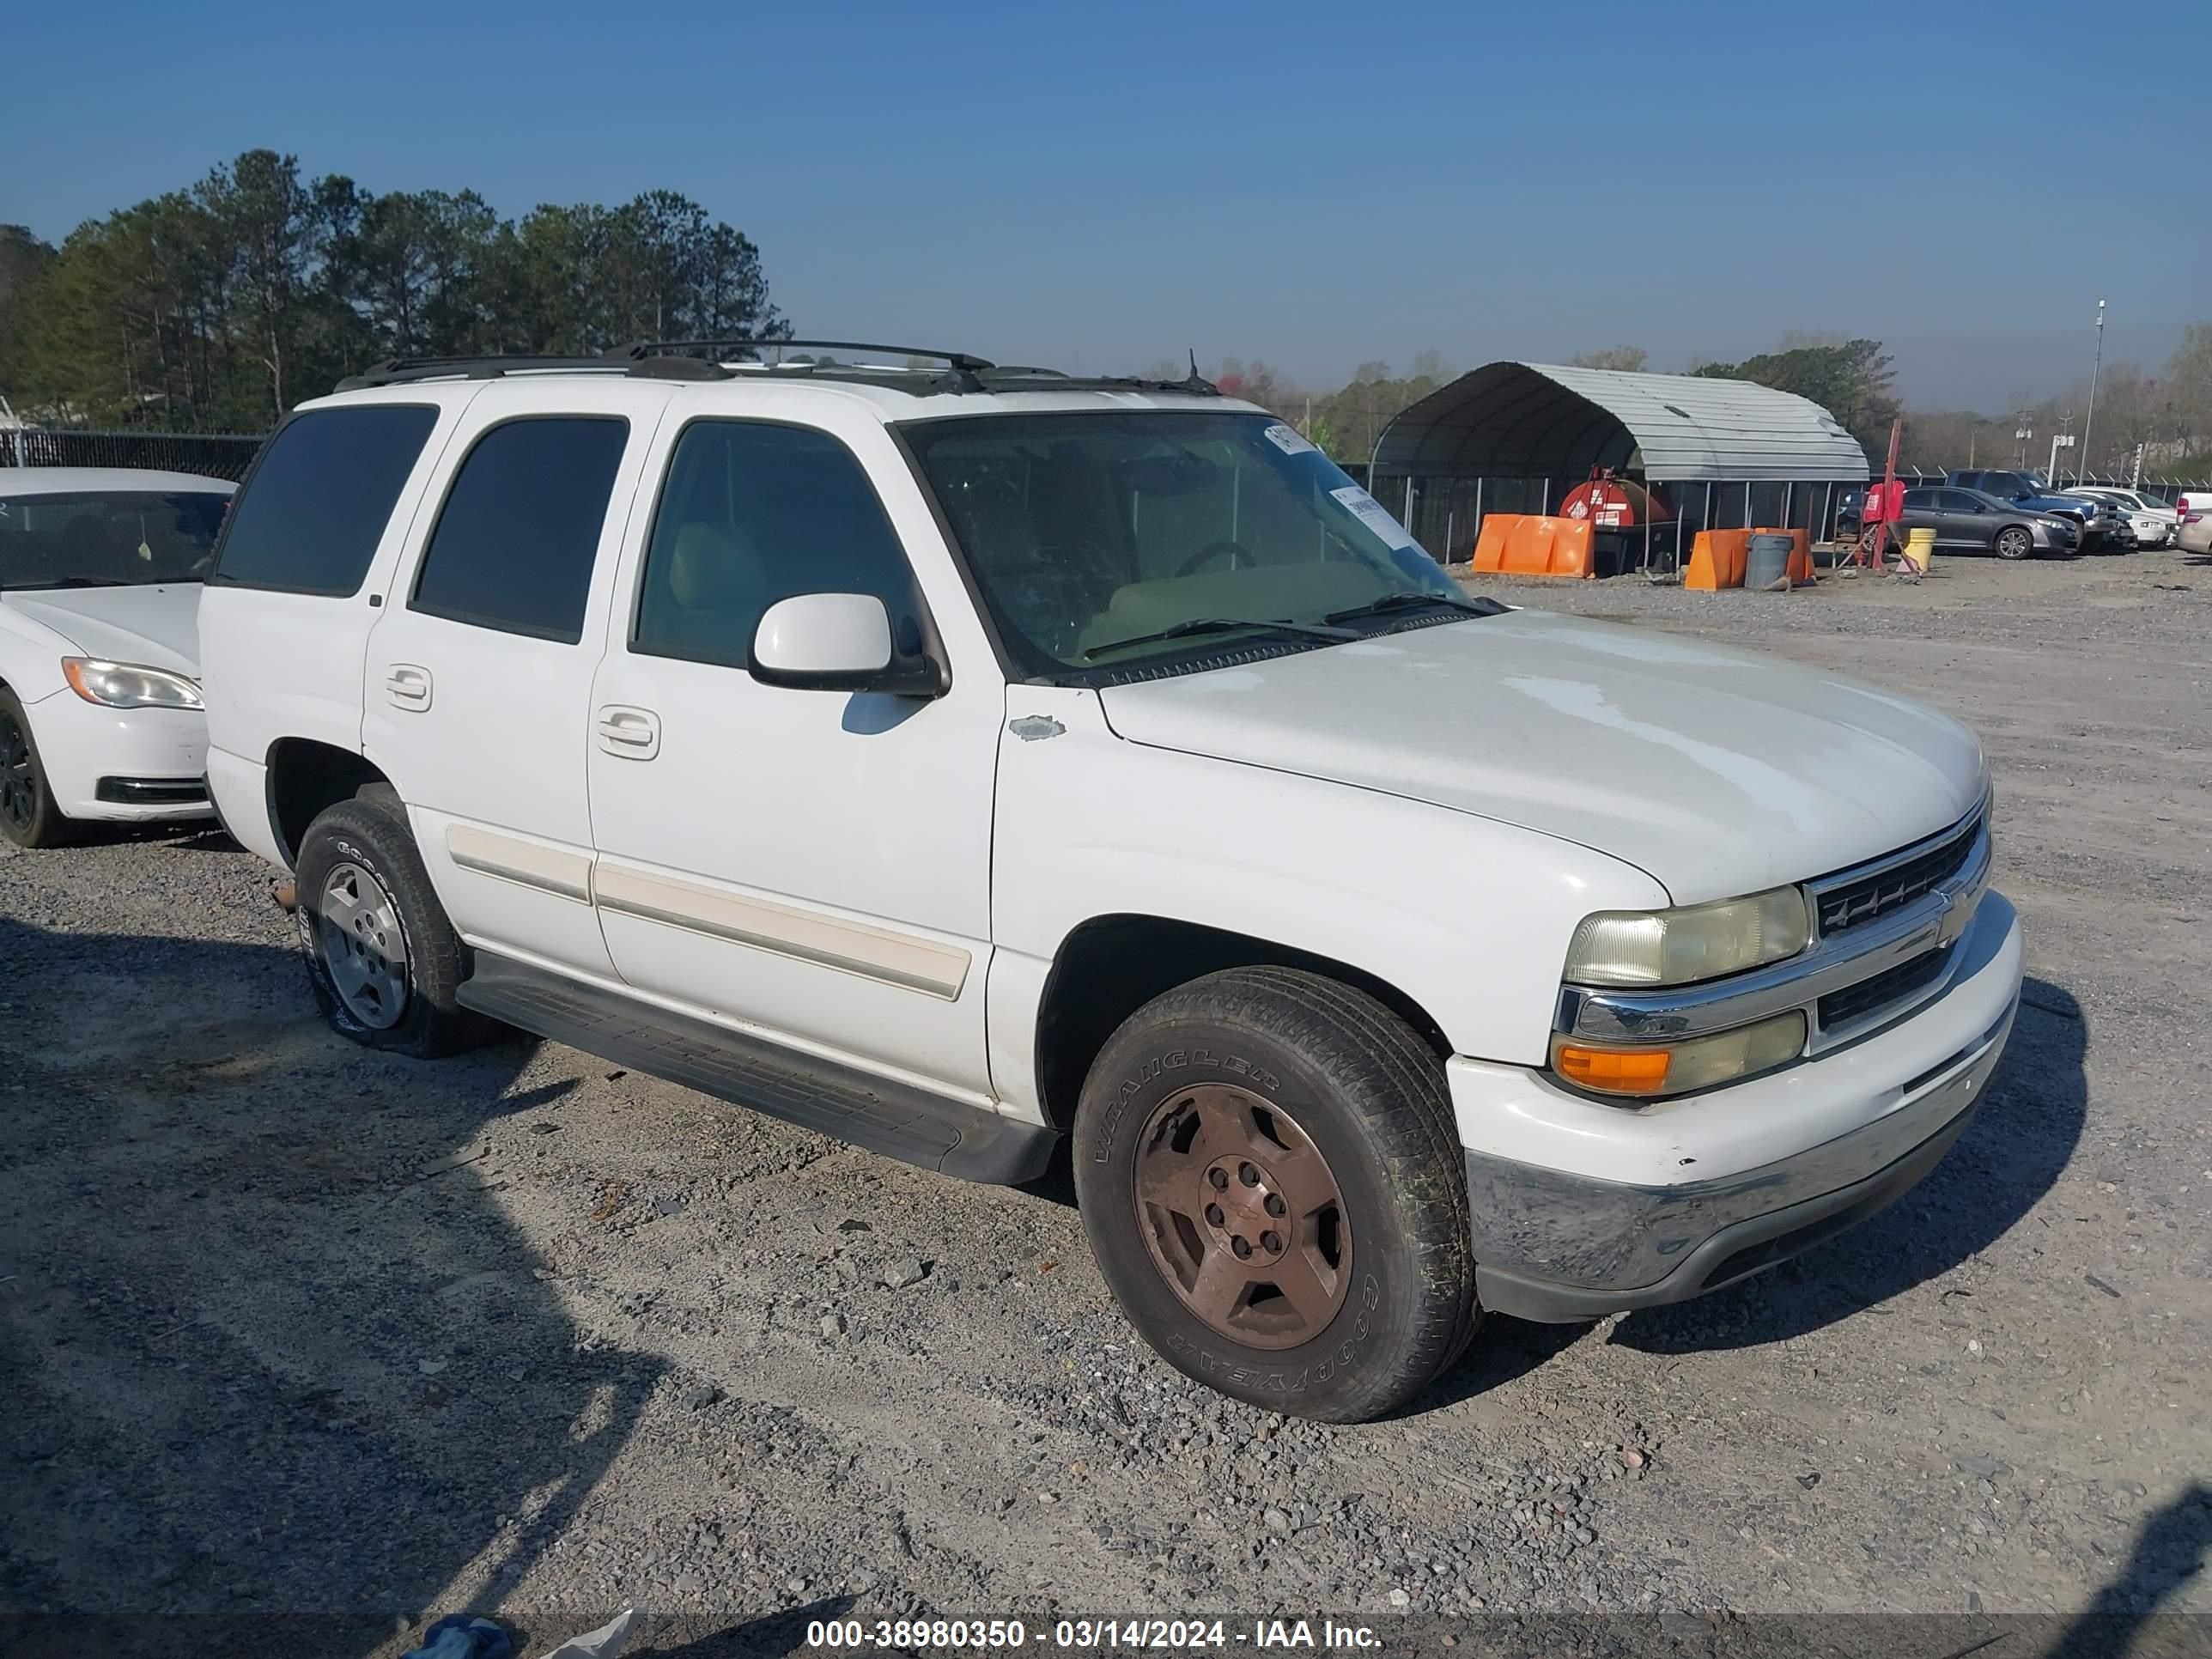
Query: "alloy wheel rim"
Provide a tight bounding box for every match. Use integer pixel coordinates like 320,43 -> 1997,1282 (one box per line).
315,860 -> 410,1029
1131,1084 -> 1352,1350
0,714 -> 35,833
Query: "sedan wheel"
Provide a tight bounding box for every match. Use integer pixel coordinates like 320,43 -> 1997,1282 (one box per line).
0,709 -> 34,837
1996,526 -> 2033,561
0,692 -> 76,848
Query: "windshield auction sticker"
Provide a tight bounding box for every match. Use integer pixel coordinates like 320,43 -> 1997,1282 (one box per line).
1263,423 -> 1318,456
1328,484 -> 1417,549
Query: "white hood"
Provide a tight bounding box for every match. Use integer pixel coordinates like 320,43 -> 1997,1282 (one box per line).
1096,610 -> 1986,906
3,585 -> 203,677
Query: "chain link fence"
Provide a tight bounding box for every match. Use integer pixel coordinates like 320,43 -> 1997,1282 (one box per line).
1,428 -> 266,482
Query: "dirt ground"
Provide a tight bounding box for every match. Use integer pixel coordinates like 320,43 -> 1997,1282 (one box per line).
2,544 -> 2208,1656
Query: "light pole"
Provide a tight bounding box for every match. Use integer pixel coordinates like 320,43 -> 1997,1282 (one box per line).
2015,424 -> 2033,466
2079,299 -> 2106,483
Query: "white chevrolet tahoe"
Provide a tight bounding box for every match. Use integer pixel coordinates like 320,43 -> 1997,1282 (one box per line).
198,343 -> 2023,1422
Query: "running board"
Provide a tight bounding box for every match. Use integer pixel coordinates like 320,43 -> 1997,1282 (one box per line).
458,954 -> 1057,1185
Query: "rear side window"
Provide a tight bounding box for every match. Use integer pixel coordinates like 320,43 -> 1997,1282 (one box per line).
410,417 -> 629,644
213,404 -> 438,596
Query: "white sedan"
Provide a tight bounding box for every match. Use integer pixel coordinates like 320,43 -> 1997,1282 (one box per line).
2060,488 -> 2178,548
0,467 -> 234,847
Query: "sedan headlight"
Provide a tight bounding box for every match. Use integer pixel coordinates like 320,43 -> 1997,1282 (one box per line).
61,658 -> 203,710
1564,886 -> 1810,987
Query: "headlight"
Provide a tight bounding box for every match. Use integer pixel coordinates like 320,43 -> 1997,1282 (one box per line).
1553,1011 -> 1807,1099
61,658 -> 203,710
1563,887 -> 1810,987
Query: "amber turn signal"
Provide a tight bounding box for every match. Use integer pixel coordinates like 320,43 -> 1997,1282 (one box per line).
1553,1042 -> 1673,1094
1552,1011 -> 1808,1100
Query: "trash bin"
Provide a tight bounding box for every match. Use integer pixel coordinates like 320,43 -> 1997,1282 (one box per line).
1747,532 -> 1794,591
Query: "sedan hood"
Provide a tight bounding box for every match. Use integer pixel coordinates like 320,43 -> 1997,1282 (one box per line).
1096,611 -> 1986,905
3,585 -> 202,676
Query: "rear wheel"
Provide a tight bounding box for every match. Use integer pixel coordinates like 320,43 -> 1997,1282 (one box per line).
0,691 -> 76,849
293,786 -> 497,1057
1073,967 -> 1477,1422
1995,526 -> 2033,561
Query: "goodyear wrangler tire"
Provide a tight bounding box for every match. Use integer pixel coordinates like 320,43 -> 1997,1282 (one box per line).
292,786 -> 497,1059
1073,967 -> 1478,1422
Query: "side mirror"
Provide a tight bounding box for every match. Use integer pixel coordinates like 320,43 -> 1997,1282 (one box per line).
749,592 -> 943,696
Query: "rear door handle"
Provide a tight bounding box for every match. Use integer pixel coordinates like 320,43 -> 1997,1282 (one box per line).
595,706 -> 660,760
385,665 -> 433,710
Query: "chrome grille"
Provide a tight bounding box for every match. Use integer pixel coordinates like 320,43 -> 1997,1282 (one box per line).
1817,944 -> 1952,1031
1814,809 -> 1984,937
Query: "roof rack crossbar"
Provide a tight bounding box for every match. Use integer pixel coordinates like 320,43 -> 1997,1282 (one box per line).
613,338 -> 998,373
335,352 -> 732,391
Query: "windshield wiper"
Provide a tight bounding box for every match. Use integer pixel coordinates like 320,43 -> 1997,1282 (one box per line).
1083,616 -> 1355,660
1324,591 -> 1504,626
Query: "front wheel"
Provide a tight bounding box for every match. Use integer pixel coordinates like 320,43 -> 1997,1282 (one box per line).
293,787 -> 497,1057
0,690 -> 76,849
1073,967 -> 1478,1422
1994,526 -> 2033,561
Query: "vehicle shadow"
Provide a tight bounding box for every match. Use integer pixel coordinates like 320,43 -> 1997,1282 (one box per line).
625,1594 -> 857,1656
0,918 -> 661,1656
41,819 -> 235,854
1607,974 -> 2087,1354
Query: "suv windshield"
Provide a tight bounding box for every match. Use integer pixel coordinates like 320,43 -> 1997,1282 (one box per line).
0,489 -> 229,591
904,411 -> 1471,676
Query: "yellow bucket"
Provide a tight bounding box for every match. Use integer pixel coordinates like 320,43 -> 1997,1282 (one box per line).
1898,526 -> 1936,574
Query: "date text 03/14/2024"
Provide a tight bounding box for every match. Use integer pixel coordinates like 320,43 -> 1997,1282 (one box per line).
802,1617 -> 1382,1650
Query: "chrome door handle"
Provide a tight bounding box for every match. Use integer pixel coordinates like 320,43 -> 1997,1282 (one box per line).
595,706 -> 660,760
385,665 -> 433,710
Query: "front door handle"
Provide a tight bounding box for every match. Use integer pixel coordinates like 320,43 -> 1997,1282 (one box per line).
385,664 -> 433,710
595,706 -> 660,760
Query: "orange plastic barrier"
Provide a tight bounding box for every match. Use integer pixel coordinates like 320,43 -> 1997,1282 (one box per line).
1684,528 -> 1749,590
1469,514 -> 1595,578
1688,526 -> 1816,590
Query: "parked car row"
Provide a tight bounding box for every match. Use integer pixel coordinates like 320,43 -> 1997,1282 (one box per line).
0,357 -> 2025,1422
1834,471 -> 2206,559
2057,485 -> 2180,549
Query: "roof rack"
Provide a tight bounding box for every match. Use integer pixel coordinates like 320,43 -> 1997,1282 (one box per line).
335,352 -> 730,391
611,341 -> 1220,398
332,343 -> 1223,401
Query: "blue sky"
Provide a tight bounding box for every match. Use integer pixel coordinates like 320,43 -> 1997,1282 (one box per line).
9,0 -> 2199,410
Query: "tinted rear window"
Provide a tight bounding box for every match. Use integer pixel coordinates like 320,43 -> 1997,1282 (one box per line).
213,404 -> 438,596
409,417 -> 629,643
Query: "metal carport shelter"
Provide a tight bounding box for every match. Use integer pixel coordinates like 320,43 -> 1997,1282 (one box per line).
1368,362 -> 1870,569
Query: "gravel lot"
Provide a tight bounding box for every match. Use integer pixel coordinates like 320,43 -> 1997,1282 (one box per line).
3,545 -> 2208,1655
